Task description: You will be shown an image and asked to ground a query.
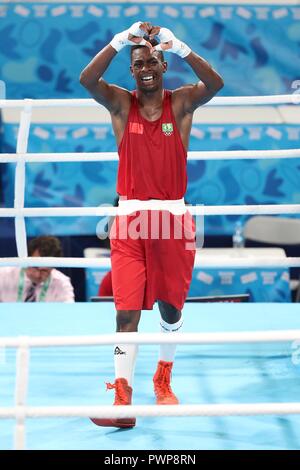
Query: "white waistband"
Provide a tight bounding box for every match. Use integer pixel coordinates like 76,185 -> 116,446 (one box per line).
118,198 -> 186,215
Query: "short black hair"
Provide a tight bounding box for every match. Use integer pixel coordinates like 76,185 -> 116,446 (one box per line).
130,37 -> 164,63
28,236 -> 63,257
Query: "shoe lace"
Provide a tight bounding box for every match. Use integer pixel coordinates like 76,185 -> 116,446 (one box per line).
155,365 -> 173,395
106,382 -> 115,391
105,381 -> 129,405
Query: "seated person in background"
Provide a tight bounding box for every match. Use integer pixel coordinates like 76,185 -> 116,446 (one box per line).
0,236 -> 75,302
98,270 -> 113,297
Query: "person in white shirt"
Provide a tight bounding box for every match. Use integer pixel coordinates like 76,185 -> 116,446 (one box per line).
0,236 -> 75,303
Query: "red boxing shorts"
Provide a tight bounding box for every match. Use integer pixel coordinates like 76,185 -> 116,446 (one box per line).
110,210 -> 195,311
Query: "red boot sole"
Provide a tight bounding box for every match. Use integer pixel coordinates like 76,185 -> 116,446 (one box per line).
90,417 -> 136,428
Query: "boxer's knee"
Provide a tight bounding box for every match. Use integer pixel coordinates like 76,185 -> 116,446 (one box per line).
158,300 -> 181,324
116,309 -> 141,332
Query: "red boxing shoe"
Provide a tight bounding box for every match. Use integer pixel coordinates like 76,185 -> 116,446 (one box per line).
153,360 -> 179,405
90,378 -> 136,428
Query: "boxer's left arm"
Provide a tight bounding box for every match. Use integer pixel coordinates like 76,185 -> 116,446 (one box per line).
154,28 -> 224,113
181,51 -> 224,112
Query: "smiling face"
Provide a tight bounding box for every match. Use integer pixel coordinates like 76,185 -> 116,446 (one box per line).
130,47 -> 167,93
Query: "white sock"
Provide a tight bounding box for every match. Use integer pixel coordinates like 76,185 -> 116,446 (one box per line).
159,316 -> 183,363
114,343 -> 138,387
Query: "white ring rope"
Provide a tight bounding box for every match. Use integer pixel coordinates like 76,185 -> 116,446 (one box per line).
14,100 -> 32,259
1,148 -> 300,163
0,94 -> 300,108
1,204 -> 300,218
0,256 -> 299,269
1,330 -> 300,348
2,403 -> 300,420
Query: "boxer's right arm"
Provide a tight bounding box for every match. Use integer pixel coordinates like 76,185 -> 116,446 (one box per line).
79,45 -> 122,113
80,22 -> 151,114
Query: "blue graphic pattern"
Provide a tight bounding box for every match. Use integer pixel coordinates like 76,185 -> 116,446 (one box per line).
0,3 -> 299,98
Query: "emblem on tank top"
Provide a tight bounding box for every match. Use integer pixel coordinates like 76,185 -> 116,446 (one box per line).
162,123 -> 173,136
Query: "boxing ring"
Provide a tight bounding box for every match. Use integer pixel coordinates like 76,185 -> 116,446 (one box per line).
1,302 -> 300,450
0,94 -> 300,450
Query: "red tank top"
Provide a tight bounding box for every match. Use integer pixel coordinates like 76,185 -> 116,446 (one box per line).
117,90 -> 187,200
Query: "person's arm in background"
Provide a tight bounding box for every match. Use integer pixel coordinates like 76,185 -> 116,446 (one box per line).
0,269 -> 3,302
0,267 -> 13,302
154,27 -> 224,112
59,283 -> 75,303
51,271 -> 75,303
79,22 -> 152,113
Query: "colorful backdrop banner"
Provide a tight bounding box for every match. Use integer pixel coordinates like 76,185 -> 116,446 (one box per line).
0,3 -> 299,98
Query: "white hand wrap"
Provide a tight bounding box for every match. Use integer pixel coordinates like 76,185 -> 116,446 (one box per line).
154,27 -> 191,58
110,22 -> 147,52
